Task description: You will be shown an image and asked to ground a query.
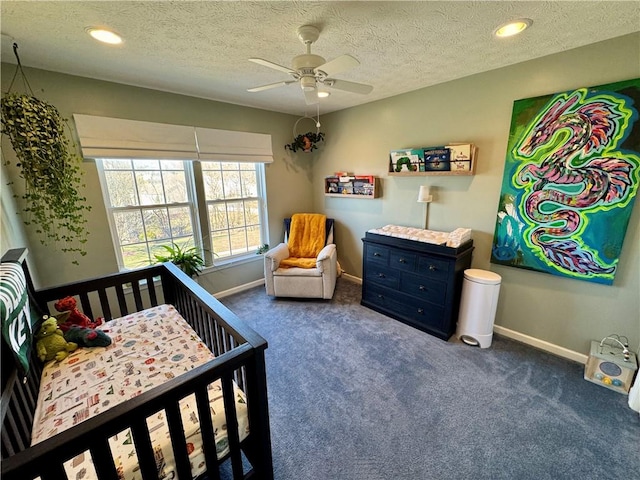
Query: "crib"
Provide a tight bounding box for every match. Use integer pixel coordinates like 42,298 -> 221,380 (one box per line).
0,248 -> 273,480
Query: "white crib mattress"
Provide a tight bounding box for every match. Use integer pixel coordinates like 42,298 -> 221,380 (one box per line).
31,304 -> 249,480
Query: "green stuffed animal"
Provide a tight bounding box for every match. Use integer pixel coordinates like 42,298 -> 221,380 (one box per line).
36,316 -> 78,362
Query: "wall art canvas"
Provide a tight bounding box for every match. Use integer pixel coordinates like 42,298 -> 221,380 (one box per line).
491,79 -> 640,285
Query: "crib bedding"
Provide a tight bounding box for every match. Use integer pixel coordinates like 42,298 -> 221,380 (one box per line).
31,304 -> 249,480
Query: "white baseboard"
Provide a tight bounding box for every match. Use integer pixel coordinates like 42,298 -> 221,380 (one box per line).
341,272 -> 362,284
493,325 -> 588,364
214,278 -> 265,299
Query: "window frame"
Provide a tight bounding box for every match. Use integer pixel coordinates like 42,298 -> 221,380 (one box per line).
96,158 -> 268,271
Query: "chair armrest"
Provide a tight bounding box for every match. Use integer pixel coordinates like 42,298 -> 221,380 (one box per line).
264,243 -> 290,271
316,244 -> 336,271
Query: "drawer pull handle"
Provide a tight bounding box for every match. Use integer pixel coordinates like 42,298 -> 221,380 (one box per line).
378,294 -> 384,299
419,285 -> 426,291
378,273 -> 386,278
399,258 -> 407,264
429,265 -> 437,271
417,308 -> 424,314
373,252 -> 381,257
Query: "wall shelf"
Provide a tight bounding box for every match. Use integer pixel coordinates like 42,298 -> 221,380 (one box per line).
325,175 -> 380,199
388,143 -> 477,176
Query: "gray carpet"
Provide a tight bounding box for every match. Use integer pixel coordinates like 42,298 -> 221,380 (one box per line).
220,278 -> 639,480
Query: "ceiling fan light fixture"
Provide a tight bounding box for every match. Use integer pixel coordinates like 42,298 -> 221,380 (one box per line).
86,27 -> 123,45
300,76 -> 316,91
494,18 -> 532,38
317,91 -> 330,98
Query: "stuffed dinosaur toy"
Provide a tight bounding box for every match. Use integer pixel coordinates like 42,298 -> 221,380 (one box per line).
63,325 -> 112,348
36,316 -> 78,362
54,296 -> 103,331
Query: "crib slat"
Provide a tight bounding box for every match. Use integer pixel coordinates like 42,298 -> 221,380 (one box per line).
1,425 -> 16,457
131,281 -> 143,311
98,288 -> 112,321
164,401 -> 192,480
221,374 -> 243,478
129,421 -> 156,479
195,386 -> 221,480
41,462 -> 67,480
115,285 -> 128,316
146,274 -> 158,306
90,438 -> 119,480
79,292 -> 93,320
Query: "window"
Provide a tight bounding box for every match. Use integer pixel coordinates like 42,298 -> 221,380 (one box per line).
97,158 -> 267,270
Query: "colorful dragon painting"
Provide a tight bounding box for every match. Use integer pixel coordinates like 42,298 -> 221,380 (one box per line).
491,80 -> 640,284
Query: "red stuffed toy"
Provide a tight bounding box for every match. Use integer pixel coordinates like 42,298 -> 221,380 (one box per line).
54,296 -> 103,332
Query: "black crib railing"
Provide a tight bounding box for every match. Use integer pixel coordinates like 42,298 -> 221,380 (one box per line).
0,249 -> 273,480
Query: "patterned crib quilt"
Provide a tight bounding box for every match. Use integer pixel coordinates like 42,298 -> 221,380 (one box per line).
30,304 -> 249,480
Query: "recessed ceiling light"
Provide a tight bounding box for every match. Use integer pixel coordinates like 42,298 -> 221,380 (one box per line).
494,18 -> 532,38
86,28 -> 123,45
317,91 -> 330,98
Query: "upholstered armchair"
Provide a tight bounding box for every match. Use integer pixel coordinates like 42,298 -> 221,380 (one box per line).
264,214 -> 337,299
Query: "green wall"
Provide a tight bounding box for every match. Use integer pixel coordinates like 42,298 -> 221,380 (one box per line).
1,33 -> 638,356
313,33 -> 640,354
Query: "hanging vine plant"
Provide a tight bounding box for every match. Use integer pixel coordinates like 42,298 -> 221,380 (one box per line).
1,44 -> 90,262
285,114 -> 325,152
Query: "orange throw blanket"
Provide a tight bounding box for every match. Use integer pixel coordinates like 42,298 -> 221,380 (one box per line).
280,213 -> 326,268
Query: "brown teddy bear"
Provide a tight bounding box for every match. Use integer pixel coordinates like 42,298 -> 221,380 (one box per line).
54,296 -> 103,331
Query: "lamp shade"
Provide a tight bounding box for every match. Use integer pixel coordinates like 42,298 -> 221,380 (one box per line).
418,186 -> 433,203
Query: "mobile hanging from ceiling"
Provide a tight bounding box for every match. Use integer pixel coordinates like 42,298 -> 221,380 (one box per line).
247,25 -> 374,105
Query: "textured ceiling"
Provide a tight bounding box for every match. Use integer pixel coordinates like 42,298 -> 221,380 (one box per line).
1,1 -> 639,116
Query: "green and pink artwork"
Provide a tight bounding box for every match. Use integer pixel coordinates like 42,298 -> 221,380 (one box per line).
491,79 -> 640,285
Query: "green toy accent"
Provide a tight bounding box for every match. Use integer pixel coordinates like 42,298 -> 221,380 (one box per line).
35,316 -> 78,362
394,156 -> 416,172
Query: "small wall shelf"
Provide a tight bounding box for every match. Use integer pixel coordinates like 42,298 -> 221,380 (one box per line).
325,175 -> 380,199
388,143 -> 477,176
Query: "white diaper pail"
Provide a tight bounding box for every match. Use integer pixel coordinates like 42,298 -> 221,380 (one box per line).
456,269 -> 502,348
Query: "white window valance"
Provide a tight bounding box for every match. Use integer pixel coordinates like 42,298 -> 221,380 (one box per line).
73,114 -> 273,163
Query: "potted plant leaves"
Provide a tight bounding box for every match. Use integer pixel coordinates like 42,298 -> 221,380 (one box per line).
285,131 -> 325,152
154,242 -> 205,278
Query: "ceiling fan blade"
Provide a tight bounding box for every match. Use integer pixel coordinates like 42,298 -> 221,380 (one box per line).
327,79 -> 373,95
247,80 -> 296,93
315,54 -> 360,77
249,58 -> 295,75
304,88 -> 319,105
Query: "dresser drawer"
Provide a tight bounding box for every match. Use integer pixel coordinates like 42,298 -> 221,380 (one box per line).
365,266 -> 400,290
366,245 -> 390,265
401,272 -> 447,305
417,256 -> 450,281
364,284 -> 445,331
389,251 -> 417,272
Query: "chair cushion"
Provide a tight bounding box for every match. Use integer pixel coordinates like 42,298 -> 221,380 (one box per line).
273,267 -> 322,277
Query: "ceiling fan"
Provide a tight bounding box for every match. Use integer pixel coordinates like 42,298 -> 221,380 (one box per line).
247,25 -> 373,105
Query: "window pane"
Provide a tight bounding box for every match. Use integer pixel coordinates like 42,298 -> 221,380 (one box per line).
143,208 -> 171,240
212,231 -> 231,258
121,243 -> 151,270
136,171 -> 164,205
222,171 -> 242,199
246,225 -> 261,250
163,171 -> 188,203
134,160 -> 159,170
226,201 -> 245,228
221,162 -> 239,170
229,228 -> 248,255
113,210 -> 145,245
241,171 -> 257,197
203,170 -> 224,201
208,204 -> 228,230
105,171 -> 137,207
244,200 -> 259,226
103,159 -> 132,170
168,206 -> 193,237
161,161 -> 184,170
